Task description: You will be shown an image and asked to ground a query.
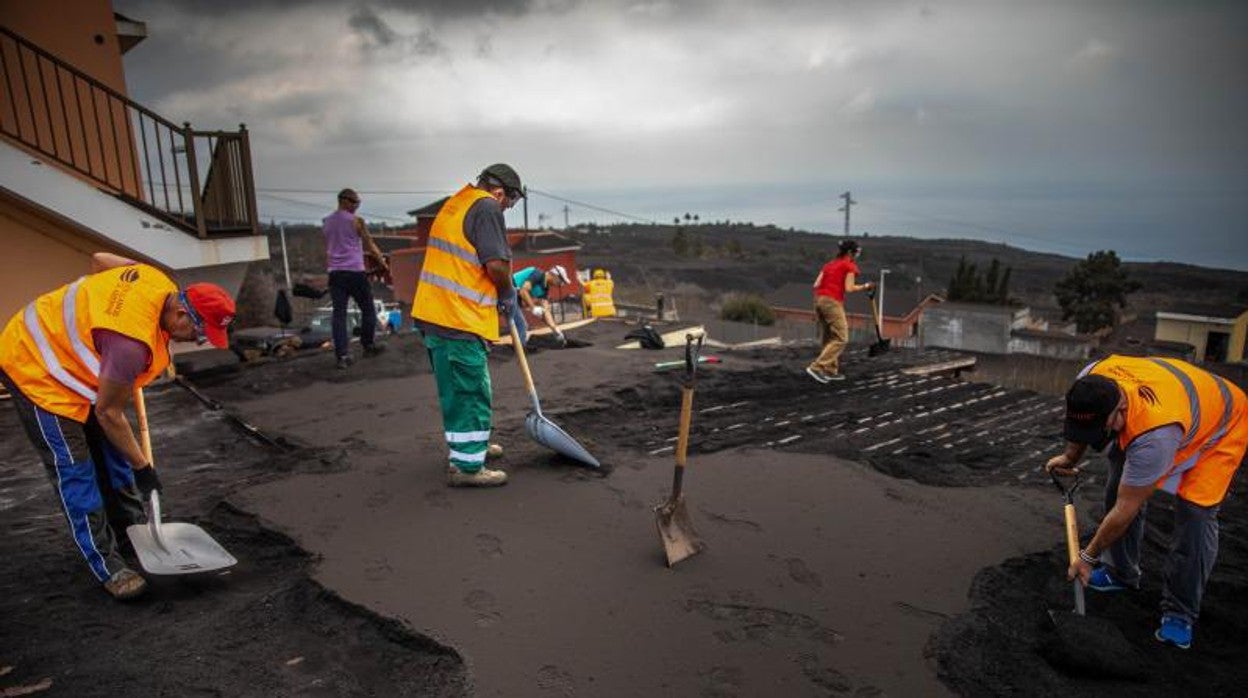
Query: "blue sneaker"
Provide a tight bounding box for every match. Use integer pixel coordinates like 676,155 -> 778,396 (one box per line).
1155,615 -> 1192,649
1087,567 -> 1128,592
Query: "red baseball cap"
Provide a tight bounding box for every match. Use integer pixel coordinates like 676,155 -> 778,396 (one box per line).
183,283 -> 236,348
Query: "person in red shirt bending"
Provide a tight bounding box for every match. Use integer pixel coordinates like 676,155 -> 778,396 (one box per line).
807,240 -> 874,382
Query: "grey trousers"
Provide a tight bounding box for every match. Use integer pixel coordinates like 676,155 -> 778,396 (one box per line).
1100,451 -> 1220,624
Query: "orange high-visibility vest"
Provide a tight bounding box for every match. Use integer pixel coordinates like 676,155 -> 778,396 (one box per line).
0,264 -> 175,422
582,277 -> 616,318
1089,355 -> 1248,506
411,185 -> 501,341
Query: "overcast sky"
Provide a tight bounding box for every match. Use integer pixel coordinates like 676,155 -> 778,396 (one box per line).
115,0 -> 1248,269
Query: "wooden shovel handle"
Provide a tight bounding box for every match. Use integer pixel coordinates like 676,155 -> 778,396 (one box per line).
133,386 -> 154,467
509,322 -> 538,396
675,386 -> 694,469
1063,503 -> 1079,566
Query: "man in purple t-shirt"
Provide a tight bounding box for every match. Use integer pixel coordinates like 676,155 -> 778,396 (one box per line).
323,188 -> 388,369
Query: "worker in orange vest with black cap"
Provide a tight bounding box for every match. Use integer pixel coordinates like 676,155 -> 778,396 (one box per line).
1046,355 -> 1248,649
0,252 -> 236,601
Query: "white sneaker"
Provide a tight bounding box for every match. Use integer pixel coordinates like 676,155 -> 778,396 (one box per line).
805,366 -> 831,384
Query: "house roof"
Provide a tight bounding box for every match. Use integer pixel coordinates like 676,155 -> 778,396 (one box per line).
1157,303 -> 1248,322
507,230 -> 582,254
407,196 -> 449,218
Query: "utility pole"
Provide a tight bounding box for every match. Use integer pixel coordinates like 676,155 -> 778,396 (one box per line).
563,205 -> 570,229
838,191 -> 856,237
279,223 -> 292,290
522,186 -> 529,230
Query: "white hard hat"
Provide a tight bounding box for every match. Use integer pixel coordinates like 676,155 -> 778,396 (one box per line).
550,265 -> 570,284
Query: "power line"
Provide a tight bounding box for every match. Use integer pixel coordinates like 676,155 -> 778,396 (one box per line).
256,192 -> 412,224
256,187 -> 447,196
525,187 -> 659,224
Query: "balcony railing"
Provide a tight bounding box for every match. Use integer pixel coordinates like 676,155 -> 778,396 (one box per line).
0,25 -> 259,238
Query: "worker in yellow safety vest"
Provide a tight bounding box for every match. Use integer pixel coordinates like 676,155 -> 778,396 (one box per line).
412,164 -> 521,488
582,268 -> 616,318
0,253 -> 236,600
1047,355 -> 1248,650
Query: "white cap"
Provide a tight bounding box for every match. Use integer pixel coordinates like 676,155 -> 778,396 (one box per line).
550,265 -> 570,284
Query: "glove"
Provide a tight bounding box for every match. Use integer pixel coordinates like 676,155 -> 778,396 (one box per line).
497,295 -> 515,319
556,331 -> 567,347
532,306 -> 545,318
133,466 -> 162,500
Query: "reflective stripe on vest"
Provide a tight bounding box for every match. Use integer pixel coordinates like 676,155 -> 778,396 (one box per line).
418,268 -> 498,308
1146,358 -> 1201,449
22,299 -> 98,403
427,236 -> 486,268
63,279 -> 100,377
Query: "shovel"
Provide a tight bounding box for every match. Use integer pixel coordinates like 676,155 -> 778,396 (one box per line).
126,387 -> 237,575
866,290 -> 891,357
1041,469 -> 1148,678
509,322 -> 600,468
1051,470 -> 1085,617
654,334 -> 708,567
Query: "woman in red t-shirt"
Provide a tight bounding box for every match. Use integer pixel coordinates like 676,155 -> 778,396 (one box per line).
807,240 -> 874,382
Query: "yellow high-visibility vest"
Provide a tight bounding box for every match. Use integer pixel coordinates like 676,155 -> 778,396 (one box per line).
412,185 -> 502,340
583,277 -> 616,318
0,264 -> 175,422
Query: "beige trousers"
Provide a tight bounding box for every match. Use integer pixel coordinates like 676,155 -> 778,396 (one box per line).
810,296 -> 848,375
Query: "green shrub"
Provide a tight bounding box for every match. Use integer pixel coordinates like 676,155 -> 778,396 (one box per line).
720,293 -> 776,325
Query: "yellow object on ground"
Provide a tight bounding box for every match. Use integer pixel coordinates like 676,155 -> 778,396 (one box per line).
583,275 -> 616,318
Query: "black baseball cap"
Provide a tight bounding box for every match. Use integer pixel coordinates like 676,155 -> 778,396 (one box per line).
480,163 -> 524,198
1063,374 -> 1121,445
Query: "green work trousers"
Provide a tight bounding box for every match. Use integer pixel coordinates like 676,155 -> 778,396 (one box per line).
424,334 -> 493,473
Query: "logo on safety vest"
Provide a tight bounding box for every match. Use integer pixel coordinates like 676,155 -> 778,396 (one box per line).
1138,385 -> 1160,407
120,268 -> 140,283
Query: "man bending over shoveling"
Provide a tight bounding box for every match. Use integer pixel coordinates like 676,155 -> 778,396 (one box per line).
1046,355 -> 1247,649
0,253 -> 235,600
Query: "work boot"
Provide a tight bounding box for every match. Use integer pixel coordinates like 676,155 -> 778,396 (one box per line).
363,343 -> 386,358
486,443 -> 504,460
104,568 -> 147,601
447,467 -> 508,487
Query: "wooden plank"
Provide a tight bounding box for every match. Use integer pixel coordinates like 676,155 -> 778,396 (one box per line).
616,325 -> 705,350
900,357 -> 977,376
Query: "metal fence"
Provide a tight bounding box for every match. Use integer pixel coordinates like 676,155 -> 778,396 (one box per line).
0,25 -> 258,238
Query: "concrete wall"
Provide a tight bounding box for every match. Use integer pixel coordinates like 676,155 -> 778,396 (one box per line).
920,304 -> 1015,353
1007,335 -> 1091,360
1156,314 -> 1246,363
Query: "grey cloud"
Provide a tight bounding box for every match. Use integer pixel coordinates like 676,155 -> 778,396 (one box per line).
349,6 -> 398,46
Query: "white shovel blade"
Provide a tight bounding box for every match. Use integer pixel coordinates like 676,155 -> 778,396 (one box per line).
127,521 -> 237,574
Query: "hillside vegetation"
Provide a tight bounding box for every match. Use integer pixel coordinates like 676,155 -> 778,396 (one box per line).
571,223 -> 1248,317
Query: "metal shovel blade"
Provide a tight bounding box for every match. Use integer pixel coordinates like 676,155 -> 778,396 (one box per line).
126,492 -> 237,575
654,494 -> 706,567
525,411 -> 600,468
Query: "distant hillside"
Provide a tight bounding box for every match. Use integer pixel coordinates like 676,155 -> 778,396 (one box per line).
571,223 -> 1248,317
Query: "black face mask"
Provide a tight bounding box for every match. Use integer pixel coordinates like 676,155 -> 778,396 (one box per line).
1088,429 -> 1116,452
